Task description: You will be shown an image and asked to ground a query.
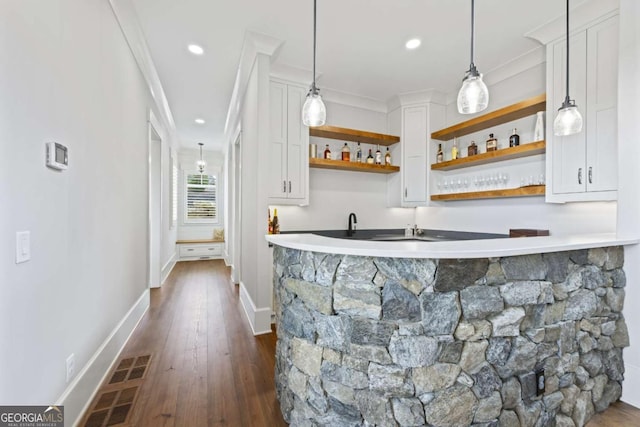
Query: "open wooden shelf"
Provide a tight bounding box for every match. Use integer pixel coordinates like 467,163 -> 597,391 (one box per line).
431,94 -> 546,141
431,185 -> 545,201
310,125 -> 400,146
309,157 -> 400,174
431,141 -> 546,171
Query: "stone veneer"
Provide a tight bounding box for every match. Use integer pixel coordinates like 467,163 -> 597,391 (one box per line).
272,246 -> 630,427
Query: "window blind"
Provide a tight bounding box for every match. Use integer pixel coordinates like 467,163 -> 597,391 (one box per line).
185,173 -> 217,222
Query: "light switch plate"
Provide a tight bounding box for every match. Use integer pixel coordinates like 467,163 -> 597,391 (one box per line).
16,231 -> 31,264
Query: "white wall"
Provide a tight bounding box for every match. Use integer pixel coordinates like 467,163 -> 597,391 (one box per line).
177,149 -> 225,241
416,62 -> 617,236
616,0 -> 640,407
0,0 -> 175,422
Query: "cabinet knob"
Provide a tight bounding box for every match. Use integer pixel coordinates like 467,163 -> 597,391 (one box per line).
588,167 -> 593,184
404,188 -> 408,198
288,181 -> 292,193
283,180 -> 287,192
578,168 -> 583,185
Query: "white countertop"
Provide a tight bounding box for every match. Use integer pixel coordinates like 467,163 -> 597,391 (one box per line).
265,232 -> 639,259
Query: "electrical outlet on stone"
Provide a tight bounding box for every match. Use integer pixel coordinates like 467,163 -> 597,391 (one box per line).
66,354 -> 75,383
536,368 -> 545,396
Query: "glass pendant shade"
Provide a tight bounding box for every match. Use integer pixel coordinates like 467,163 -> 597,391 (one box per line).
302,92 -> 326,127
554,0 -> 583,137
196,143 -> 206,173
553,102 -> 583,136
457,72 -> 489,114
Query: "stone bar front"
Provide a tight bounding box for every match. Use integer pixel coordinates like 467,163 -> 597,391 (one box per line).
272,245 -> 629,427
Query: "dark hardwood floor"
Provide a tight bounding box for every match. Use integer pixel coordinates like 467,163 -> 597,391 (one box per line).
80,259 -> 639,426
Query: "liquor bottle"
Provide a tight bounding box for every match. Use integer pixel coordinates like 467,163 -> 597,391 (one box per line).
451,138 -> 459,160
268,209 -> 272,234
509,128 -> 520,147
356,142 -> 362,163
272,209 -> 279,234
384,147 -> 391,165
366,149 -> 374,164
486,133 -> 498,152
534,112 -> 545,141
341,143 -> 351,161
375,145 -> 382,165
436,144 -> 444,163
323,144 -> 331,159
468,141 -> 478,156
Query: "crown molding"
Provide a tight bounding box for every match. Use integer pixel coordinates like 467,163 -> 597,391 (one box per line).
387,89 -> 448,110
108,0 -> 178,147
525,0 -> 619,45
321,88 -> 388,113
270,63 -> 316,87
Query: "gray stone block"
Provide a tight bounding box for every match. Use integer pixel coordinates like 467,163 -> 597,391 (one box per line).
434,258 -> 489,292
564,289 -> 597,321
413,363 -> 461,394
501,254 -> 547,281
421,291 -> 461,335
500,281 -> 542,306
423,384 -> 478,427
461,285 -> 504,320
391,397 -> 426,426
351,318 -> 395,347
388,334 -> 439,368
543,252 -> 571,283
382,280 -> 421,322
472,364 -> 502,399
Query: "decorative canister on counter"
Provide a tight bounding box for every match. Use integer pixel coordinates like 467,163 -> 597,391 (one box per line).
309,143 -> 317,158
468,141 -> 478,156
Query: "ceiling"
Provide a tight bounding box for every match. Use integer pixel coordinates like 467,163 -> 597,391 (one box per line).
130,0 -> 585,151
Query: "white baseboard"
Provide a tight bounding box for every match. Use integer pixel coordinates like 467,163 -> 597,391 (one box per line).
57,288 -> 150,427
238,281 -> 273,336
622,362 -> 640,408
161,252 -> 176,285
230,265 -> 239,284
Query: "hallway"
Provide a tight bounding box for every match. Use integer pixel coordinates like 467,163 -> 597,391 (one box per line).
80,260 -> 286,426
79,260 -> 639,426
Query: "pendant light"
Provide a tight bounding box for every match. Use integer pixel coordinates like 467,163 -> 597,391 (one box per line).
553,0 -> 583,136
302,0 -> 326,127
457,0 -> 489,114
196,142 -> 206,174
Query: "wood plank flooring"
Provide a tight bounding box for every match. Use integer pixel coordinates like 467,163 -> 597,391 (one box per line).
80,259 -> 640,426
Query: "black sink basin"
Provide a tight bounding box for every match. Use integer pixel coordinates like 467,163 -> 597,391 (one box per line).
284,228 -> 508,242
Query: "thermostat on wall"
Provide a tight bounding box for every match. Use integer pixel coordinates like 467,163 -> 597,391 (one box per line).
46,142 -> 68,170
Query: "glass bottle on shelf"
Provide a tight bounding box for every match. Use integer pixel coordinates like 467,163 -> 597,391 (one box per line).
323,144 -> 331,159
486,133 -> 498,152
341,143 -> 351,161
384,147 -> 391,165
509,128 -> 520,147
467,141 -> 478,156
534,111 -> 545,141
436,144 -> 444,163
375,145 -> 382,165
451,138 -> 459,160
366,149 -> 374,164
356,142 -> 362,163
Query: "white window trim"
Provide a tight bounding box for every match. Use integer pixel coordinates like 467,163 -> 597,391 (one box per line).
170,154 -> 178,229
183,169 -> 219,225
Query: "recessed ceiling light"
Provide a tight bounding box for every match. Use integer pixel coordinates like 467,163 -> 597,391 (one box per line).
188,44 -> 204,55
194,118 -> 206,124
405,38 -> 421,50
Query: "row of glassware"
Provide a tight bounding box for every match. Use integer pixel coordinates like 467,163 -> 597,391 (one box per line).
434,173 -> 546,193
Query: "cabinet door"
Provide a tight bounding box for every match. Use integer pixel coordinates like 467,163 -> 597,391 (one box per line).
551,30 -> 588,195
286,85 -> 308,200
268,82 -> 288,198
402,106 -> 427,204
586,15 -> 618,193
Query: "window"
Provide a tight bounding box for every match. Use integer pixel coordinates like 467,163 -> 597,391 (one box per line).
184,172 -> 218,223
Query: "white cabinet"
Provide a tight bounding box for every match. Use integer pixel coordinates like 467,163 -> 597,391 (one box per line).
178,242 -> 223,261
547,15 -> 618,202
400,103 -> 445,206
268,81 -> 309,205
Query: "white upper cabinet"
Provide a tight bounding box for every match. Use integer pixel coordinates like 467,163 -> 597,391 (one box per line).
547,14 -> 619,202
268,81 -> 309,205
399,103 -> 445,207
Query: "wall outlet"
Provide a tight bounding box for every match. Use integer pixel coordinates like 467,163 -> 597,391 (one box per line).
535,368 -> 545,396
66,354 -> 75,383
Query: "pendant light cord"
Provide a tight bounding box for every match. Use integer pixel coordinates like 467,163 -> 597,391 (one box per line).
470,0 -> 475,68
312,0 -> 317,92
564,0 -> 570,104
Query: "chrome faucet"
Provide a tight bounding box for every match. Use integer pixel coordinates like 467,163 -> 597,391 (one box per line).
347,213 -> 357,237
